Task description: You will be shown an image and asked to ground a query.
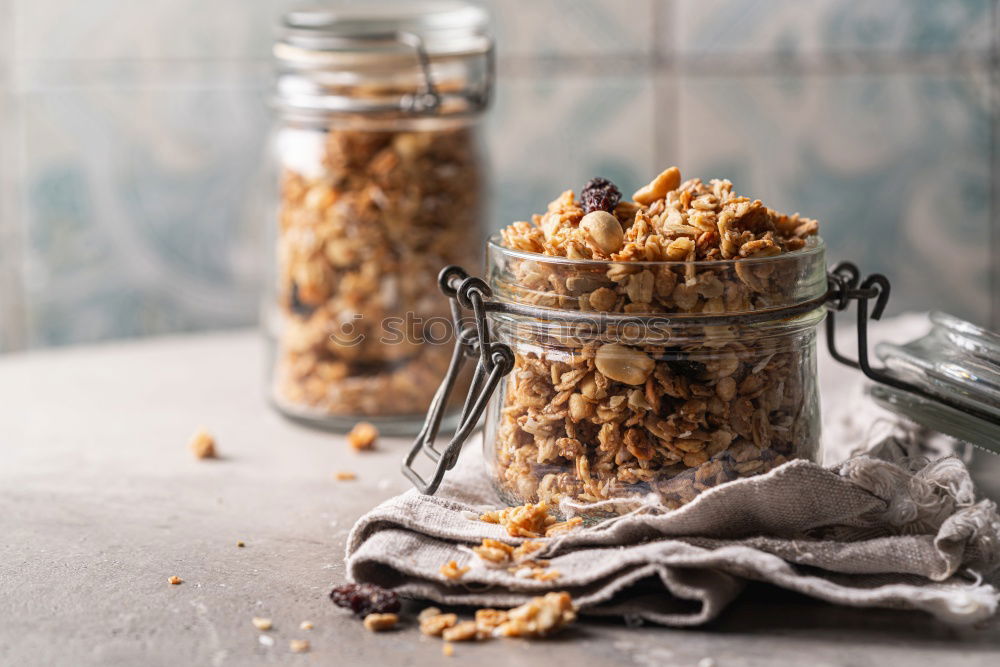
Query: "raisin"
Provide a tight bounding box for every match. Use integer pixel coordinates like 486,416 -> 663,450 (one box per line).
580,177 -> 622,215
289,282 -> 315,318
329,583 -> 401,617
665,358 -> 707,379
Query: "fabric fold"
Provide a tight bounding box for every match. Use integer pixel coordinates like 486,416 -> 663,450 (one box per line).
345,443 -> 1000,626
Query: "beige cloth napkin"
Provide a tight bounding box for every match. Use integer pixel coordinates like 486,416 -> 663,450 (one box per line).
346,439 -> 1000,626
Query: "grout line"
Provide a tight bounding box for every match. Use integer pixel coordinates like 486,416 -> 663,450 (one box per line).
497,51 -> 998,78
0,0 -> 26,352
991,0 -> 999,330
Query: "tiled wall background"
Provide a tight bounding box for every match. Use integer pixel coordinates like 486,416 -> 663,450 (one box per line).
0,0 -> 997,351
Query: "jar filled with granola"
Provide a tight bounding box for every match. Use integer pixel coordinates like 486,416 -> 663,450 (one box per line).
482,169 -> 827,510
265,3 -> 493,432
403,167 -> 831,513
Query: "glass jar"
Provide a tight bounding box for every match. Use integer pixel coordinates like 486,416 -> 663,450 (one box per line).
480,234 -> 828,511
264,3 -> 493,433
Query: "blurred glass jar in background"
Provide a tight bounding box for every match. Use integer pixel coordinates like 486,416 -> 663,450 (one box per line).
265,2 -> 493,433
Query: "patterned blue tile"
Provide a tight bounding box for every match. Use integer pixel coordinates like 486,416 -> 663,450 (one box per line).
675,71 -> 993,326
481,0 -> 656,59
19,74 -> 268,347
673,0 -> 995,56
487,73 -> 659,231
13,0 -> 298,62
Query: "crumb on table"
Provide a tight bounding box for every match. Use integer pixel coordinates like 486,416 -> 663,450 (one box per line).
187,427 -> 217,459
289,639 -> 310,653
168,576 -> 183,585
363,613 -> 399,632
334,471 -> 357,481
300,621 -> 313,630
252,617 -> 273,631
347,421 -> 378,451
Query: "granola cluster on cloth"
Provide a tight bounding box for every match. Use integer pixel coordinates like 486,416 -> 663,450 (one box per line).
272,126 -> 481,418
492,167 -> 822,509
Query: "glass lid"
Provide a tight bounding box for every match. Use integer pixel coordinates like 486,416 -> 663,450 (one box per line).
872,311 -> 1000,455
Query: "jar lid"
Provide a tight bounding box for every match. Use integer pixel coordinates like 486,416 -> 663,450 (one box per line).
871,311 -> 1000,454
273,2 -> 493,118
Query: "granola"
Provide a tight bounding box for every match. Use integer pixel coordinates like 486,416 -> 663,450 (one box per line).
492,168 -> 823,511
363,613 -> 399,632
420,612 -> 458,637
480,502 -> 555,537
417,594 -> 576,643
188,427 -> 216,460
271,126 -> 481,420
469,537 -> 557,580
289,639 -> 310,654
495,592 -> 576,638
439,560 -> 470,580
346,422 -> 378,451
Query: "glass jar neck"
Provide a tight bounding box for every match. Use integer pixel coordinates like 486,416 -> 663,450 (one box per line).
273,5 -> 493,120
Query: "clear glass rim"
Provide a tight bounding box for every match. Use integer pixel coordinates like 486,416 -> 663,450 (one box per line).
486,233 -> 825,269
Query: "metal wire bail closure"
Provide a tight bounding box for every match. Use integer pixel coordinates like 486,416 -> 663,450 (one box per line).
402,266 -> 513,495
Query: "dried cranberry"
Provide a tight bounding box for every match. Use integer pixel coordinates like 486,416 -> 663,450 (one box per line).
329,583 -> 401,617
580,177 -> 622,214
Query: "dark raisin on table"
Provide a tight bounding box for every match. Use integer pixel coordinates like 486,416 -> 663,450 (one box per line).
329,583 -> 401,617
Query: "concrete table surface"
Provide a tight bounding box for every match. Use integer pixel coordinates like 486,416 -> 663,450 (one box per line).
1,328 -> 997,666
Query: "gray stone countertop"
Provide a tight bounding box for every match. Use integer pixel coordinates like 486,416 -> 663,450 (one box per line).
1,326 -> 997,666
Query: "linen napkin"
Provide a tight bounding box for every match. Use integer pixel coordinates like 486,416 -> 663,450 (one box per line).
345,437 -> 1000,626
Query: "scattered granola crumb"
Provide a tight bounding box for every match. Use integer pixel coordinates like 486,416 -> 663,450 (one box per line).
334,471 -> 357,481
442,642 -> 455,657
188,427 -> 216,460
439,560 -> 470,580
442,620 -> 478,642
236,541 -> 245,548
363,613 -> 399,632
347,421 -> 378,451
300,621 -> 313,630
252,617 -> 272,631
495,592 -> 576,638
168,576 -> 183,585
419,594 -> 576,644
259,635 -> 274,647
418,607 -> 442,622
545,517 -> 583,536
472,538 -> 515,566
474,609 -> 509,636
289,639 -> 310,653
480,502 -> 555,538
420,612 -> 458,637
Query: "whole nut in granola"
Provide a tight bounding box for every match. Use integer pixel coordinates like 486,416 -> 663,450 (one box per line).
595,343 -> 655,386
579,211 -> 624,255
632,166 -> 681,205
